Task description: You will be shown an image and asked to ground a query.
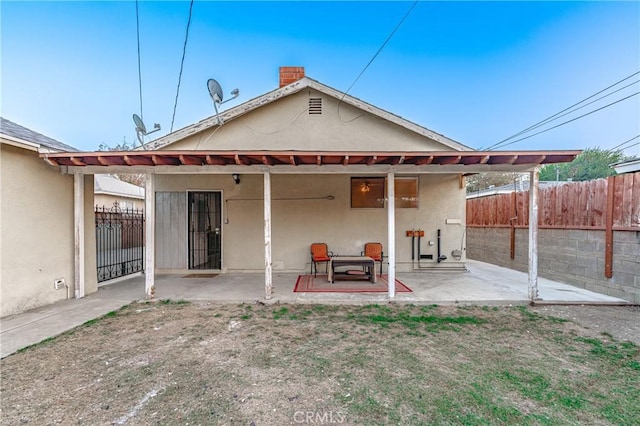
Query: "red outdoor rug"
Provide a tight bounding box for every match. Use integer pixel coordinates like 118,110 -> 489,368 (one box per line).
294,274 -> 412,293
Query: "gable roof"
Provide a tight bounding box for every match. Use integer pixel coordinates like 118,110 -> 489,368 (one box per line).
94,175 -> 145,199
0,117 -> 79,152
146,76 -> 472,152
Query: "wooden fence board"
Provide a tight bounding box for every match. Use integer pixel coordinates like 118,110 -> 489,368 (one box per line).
620,173 -> 634,228
466,172 -> 639,229
612,174 -> 625,228
633,172 -> 640,227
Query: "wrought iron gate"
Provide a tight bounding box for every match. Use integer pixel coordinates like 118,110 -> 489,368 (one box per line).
96,204 -> 145,282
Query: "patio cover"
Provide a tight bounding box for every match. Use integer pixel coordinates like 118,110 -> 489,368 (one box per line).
41,148 -> 580,302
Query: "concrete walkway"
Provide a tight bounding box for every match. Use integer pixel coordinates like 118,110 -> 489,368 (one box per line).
1,260 -> 628,358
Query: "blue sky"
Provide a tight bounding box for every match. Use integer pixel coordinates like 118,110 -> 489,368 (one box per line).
1,1 -> 639,155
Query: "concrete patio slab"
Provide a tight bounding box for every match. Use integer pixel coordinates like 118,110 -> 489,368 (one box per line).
1,260 -> 629,358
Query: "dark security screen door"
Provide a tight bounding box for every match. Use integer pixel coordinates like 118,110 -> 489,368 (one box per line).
188,192 -> 222,269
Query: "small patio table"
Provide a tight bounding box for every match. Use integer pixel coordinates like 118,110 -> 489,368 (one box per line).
328,256 -> 377,283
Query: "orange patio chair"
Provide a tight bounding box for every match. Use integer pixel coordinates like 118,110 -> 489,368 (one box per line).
362,242 -> 383,275
310,243 -> 333,277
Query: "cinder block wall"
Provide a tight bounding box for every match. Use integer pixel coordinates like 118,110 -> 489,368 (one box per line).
467,228 -> 640,304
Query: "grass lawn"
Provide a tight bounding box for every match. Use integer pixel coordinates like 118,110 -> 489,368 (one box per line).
1,302 -> 638,425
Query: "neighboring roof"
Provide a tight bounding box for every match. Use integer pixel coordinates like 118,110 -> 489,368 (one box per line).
467,179 -> 567,199
145,76 -> 473,152
94,175 -> 145,199
611,158 -> 640,174
42,149 -> 580,171
0,117 -> 78,152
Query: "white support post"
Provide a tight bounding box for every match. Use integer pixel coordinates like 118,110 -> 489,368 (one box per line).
145,174 -> 155,299
74,174 -> 85,298
264,171 -> 273,299
528,168 -> 539,302
387,172 -> 396,299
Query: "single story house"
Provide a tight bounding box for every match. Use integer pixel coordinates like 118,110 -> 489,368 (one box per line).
94,174 -> 145,211
1,117 -> 96,317
40,67 -> 580,302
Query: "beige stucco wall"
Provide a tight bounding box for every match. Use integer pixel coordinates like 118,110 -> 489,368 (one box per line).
0,143 -> 96,316
154,173 -> 466,273
164,89 -> 453,152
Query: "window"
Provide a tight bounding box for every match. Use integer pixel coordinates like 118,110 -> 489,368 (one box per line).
350,177 -> 418,208
395,177 -> 418,208
351,177 -> 385,208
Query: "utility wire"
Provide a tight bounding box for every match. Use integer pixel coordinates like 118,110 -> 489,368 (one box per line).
490,91 -> 639,149
484,70 -> 640,150
337,1 -> 418,122
490,80 -> 638,148
170,0 -> 194,133
609,134 -> 640,151
135,0 -> 143,120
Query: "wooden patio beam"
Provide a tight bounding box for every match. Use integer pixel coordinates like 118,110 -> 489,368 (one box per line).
415,156 -> 434,165
179,154 -> 204,166
205,154 -> 226,165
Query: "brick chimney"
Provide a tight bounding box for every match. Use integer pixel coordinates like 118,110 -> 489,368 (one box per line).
279,66 -> 305,88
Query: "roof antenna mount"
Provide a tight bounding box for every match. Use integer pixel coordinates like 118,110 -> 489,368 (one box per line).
207,78 -> 240,125
132,114 -> 161,147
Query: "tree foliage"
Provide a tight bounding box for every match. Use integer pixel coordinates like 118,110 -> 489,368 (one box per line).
539,147 -> 626,182
466,172 -> 523,193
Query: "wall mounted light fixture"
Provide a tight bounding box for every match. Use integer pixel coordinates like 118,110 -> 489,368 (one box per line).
232,174 -> 240,185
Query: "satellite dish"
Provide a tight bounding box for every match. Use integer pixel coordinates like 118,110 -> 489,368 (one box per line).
207,79 -> 224,103
132,113 -> 161,146
133,113 -> 147,134
207,78 -> 240,125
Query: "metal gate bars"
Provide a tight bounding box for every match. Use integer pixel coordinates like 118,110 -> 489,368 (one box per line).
95,203 -> 145,282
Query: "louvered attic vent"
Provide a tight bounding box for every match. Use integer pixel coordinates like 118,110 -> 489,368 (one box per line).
309,97 -> 322,114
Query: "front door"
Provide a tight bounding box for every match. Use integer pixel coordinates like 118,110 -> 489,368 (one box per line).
187,191 -> 222,269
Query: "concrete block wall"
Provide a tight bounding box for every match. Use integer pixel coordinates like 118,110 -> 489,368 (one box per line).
467,227 -> 640,304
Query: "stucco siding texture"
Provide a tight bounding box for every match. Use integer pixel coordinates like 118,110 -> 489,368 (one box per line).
162,90 -> 452,152
467,227 -> 640,304
1,144 -> 75,316
154,173 -> 466,273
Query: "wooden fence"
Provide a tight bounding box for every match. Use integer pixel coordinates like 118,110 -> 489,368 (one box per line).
466,172 -> 640,230
466,172 -> 639,279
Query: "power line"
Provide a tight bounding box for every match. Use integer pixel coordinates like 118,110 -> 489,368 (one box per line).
170,0 -> 194,133
490,91 -> 639,149
492,80 -> 638,148
135,0 -> 143,120
609,134 -> 640,151
484,70 -> 640,150
338,1 -> 418,122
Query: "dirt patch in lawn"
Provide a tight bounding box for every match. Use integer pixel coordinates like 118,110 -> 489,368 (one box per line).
1,302 -> 638,425
531,304 -> 640,345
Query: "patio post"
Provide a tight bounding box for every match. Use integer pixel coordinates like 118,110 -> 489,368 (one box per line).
145,173 -> 155,299
264,171 -> 273,299
73,173 -> 85,298
528,167 -> 539,302
387,171 -> 396,299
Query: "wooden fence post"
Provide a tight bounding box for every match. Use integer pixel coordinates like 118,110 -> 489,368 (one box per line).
605,176 -> 614,278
